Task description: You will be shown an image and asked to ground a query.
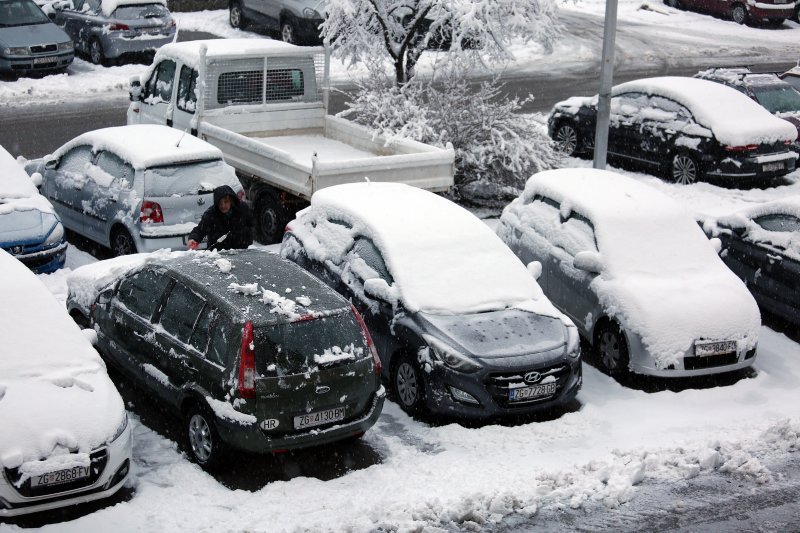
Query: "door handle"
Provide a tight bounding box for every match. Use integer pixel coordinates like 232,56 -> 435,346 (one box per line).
767,253 -> 783,263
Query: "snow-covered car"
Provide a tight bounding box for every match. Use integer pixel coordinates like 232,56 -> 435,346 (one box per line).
694,68 -> 800,153
0,0 -> 74,75
704,197 -> 800,326
549,76 -> 798,185
50,0 -> 176,66
498,168 -> 761,379
0,248 -> 130,518
663,0 -> 795,26
229,0 -> 324,45
25,125 -> 244,256
66,248 -> 384,469
0,143 -> 66,274
281,182 -> 582,419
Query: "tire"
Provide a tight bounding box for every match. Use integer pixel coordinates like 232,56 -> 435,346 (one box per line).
280,17 -> 299,45
669,152 -> 700,185
110,227 -> 137,257
185,404 -> 226,470
553,123 -> 580,156
595,321 -> 630,378
229,2 -> 246,29
391,352 -> 427,415
70,310 -> 90,329
89,38 -> 105,66
731,3 -> 748,25
255,193 -> 285,244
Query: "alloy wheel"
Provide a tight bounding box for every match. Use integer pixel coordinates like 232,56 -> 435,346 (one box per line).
395,361 -> 419,407
188,414 -> 213,463
732,4 -> 747,24
281,22 -> 296,44
90,40 -> 104,65
599,330 -> 623,372
671,153 -> 698,185
555,124 -> 578,156
230,5 -> 242,28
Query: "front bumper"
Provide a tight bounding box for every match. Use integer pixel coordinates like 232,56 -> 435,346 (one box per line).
627,332 -> 758,377
1,241 -> 67,274
215,387 -> 386,454
748,2 -> 796,20
0,426 -> 131,517
0,52 -> 73,74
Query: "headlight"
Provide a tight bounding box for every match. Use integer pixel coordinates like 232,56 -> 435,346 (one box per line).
566,325 -> 581,359
426,337 -> 482,373
58,41 -> 74,52
109,412 -> 129,443
3,47 -> 29,56
44,219 -> 65,246
303,7 -> 322,18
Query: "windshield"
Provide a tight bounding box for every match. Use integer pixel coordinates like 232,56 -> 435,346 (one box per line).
112,3 -> 169,18
143,159 -> 234,197
752,85 -> 800,114
0,0 -> 49,26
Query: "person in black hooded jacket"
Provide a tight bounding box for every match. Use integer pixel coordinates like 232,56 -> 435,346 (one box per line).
187,185 -> 254,250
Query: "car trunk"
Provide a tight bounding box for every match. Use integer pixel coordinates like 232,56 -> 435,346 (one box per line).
142,160 -> 228,226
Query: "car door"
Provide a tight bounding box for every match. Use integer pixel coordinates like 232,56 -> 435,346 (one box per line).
717,224 -> 765,295
608,92 -> 648,162
172,64 -> 199,134
749,213 -> 800,321
138,59 -> 178,127
82,151 -> 135,244
41,144 -> 95,236
646,95 -> 696,165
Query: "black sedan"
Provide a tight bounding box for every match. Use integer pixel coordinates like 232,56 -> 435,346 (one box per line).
708,197 -> 800,325
548,76 -> 798,185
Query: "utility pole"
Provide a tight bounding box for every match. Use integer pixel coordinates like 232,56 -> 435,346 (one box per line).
593,0 -> 619,169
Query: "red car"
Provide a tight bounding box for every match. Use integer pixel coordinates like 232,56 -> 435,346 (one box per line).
663,0 -> 796,26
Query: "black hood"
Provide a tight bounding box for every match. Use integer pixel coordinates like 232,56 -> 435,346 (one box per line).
213,185 -> 239,209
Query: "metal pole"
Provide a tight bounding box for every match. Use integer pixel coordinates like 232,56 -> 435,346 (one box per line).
593,0 -> 619,169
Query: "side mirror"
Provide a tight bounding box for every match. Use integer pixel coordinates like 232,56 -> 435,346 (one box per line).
81,328 -> 98,346
129,77 -> 143,102
97,288 -> 114,305
709,237 -> 722,254
44,159 -> 58,170
573,250 -> 603,274
527,261 -> 542,280
30,172 -> 43,187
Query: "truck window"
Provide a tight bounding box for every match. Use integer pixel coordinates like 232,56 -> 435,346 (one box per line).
177,65 -> 198,114
217,70 -> 263,105
145,60 -> 176,104
265,69 -> 304,101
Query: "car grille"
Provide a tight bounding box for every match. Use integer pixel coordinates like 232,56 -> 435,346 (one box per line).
4,449 -> 108,498
684,352 -> 738,370
30,44 -> 58,54
485,363 -> 572,408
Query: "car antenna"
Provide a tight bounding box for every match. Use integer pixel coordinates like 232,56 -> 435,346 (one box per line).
176,129 -> 188,148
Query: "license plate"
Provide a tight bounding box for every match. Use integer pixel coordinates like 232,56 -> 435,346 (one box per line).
294,407 -> 345,429
508,382 -> 557,401
695,340 -> 737,357
30,466 -> 90,488
33,56 -> 57,65
763,162 -> 784,172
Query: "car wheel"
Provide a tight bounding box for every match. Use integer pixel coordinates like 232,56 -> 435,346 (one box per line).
391,352 -> 427,415
111,227 -> 137,256
229,2 -> 247,29
670,152 -> 700,185
766,18 -> 785,27
280,17 -> 298,45
89,38 -> 105,66
70,310 -> 90,329
255,193 -> 284,244
185,404 -> 226,470
731,3 -> 748,25
554,123 -> 580,156
595,321 -> 630,378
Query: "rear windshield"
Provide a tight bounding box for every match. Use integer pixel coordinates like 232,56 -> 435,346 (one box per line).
112,3 -> 169,19
143,159 -> 234,197
752,85 -> 800,114
255,312 -> 369,376
0,0 -> 49,26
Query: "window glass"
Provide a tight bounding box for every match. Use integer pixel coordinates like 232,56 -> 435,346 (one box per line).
95,151 -> 135,189
117,269 -> 170,320
754,214 -> 800,233
265,69 -> 304,101
207,319 -> 233,366
1,0 -> 49,24
352,237 -> 393,283
80,0 -> 100,12
143,159 -> 228,197
647,96 -> 693,124
159,281 -> 205,344
189,305 -> 213,353
610,92 -> 648,122
145,60 -> 176,104
177,65 -> 198,114
217,70 -> 263,105
112,3 -> 168,18
59,145 -> 93,173
559,214 -> 598,256
752,85 -> 800,114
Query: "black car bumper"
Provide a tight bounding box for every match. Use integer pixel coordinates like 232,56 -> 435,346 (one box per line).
704,150 -> 797,180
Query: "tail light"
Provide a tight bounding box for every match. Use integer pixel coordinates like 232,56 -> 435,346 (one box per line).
724,144 -> 758,153
238,321 -> 256,399
350,303 -> 381,377
140,201 -> 163,223
108,23 -> 130,31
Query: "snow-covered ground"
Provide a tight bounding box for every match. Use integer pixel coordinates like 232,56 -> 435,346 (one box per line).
2,3 -> 800,530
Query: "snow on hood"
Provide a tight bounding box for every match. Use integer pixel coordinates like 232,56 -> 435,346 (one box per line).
288,182 -> 560,316
0,250 -> 125,466
611,77 -> 797,146
100,0 -> 167,17
50,125 -> 223,171
715,195 -> 800,262
0,144 -> 55,216
503,168 -> 760,367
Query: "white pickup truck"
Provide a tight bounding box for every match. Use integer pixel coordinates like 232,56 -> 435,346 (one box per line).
127,39 -> 455,242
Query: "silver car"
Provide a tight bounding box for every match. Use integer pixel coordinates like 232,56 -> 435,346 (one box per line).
0,0 -> 74,74
52,0 -> 176,65
25,124 -> 244,256
229,0 -> 324,45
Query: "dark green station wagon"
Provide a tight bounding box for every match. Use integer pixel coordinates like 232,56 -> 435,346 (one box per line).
67,249 -> 385,469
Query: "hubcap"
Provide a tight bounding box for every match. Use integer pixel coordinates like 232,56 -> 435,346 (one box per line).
555,126 -> 578,155
733,7 -> 745,24
230,7 -> 240,27
599,330 -> 622,371
260,208 -> 278,241
281,23 -> 294,43
672,155 -> 697,184
188,414 -> 212,463
395,362 -> 418,407
91,42 -> 101,64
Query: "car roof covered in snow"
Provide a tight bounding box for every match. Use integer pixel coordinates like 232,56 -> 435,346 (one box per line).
611,76 -> 797,146
51,125 -> 223,170
695,68 -> 785,88
0,143 -> 55,215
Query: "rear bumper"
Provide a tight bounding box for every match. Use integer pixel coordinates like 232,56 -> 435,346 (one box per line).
703,150 -> 796,180
215,387 -> 386,454
100,30 -> 177,59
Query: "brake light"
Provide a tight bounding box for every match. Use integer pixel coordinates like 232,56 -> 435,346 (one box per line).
350,303 -> 381,377
140,201 -> 163,223
724,144 -> 758,152
108,23 -> 129,31
238,321 -> 256,399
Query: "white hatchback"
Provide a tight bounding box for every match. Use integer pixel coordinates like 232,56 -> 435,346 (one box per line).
0,249 -> 131,517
